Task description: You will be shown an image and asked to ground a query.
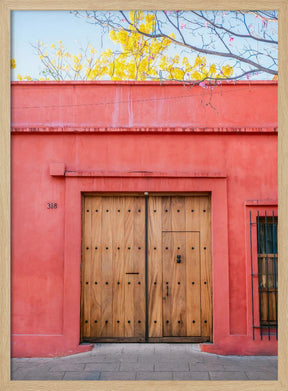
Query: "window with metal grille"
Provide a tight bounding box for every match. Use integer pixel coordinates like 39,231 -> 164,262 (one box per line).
257,215 -> 278,329
250,210 -> 278,340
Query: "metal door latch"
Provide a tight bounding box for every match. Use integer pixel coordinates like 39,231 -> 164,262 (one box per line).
176,255 -> 182,263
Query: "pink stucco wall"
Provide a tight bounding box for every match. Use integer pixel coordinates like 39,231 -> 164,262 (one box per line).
11,81 -> 278,357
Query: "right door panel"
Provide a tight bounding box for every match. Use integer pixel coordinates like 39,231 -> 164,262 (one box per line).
148,195 -> 212,341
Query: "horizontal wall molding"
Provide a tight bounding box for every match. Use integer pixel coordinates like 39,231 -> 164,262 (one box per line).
245,199 -> 278,206
12,126 -> 278,134
62,170 -> 226,178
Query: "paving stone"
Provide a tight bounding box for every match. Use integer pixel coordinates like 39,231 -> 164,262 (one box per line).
154,344 -> 172,354
63,354 -> 122,364
85,362 -> 120,371
173,371 -> 210,380
136,371 -> 173,380
155,360 -> 189,372
154,353 -> 192,363
12,368 -> 64,381
100,371 -> 136,380
63,371 -> 101,380
209,371 -> 249,380
223,364 -> 277,373
48,363 -> 85,372
189,362 -> 224,371
245,371 -> 277,380
119,359 -> 154,371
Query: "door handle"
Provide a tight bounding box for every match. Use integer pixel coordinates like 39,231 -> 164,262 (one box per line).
166,285 -> 169,296
176,255 -> 181,263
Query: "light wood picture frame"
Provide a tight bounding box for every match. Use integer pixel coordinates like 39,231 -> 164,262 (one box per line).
1,1 -> 287,390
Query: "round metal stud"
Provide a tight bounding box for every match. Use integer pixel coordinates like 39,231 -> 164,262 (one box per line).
204,320 -> 207,323
166,320 -> 169,324
128,320 -> 131,324
177,247 -> 180,250
117,247 -> 120,250
105,282 -> 109,285
203,209 -> 206,212
117,320 -> 120,323
191,209 -> 194,212
204,247 -> 207,250
105,320 -> 108,324
86,247 -> 89,250
85,320 -> 88,323
95,282 -> 98,285
177,209 -> 180,213
86,209 -> 89,212
166,282 -> 169,284
154,282 -> 157,285
95,320 -> 98,323
154,247 -> 157,250
95,209 -> 98,212
165,247 -> 168,250
118,209 -> 120,212
128,247 -> 131,250
138,320 -> 141,323
178,320 -> 181,324
138,209 -> 141,212
95,246 -> 98,250
154,320 -> 157,324
138,281 -> 141,285
154,210 -> 157,212
193,320 -> 195,323
165,209 -> 168,212
138,247 -> 141,250
128,209 -> 131,212
106,247 -> 109,250
106,209 -> 109,212
204,281 -> 207,284
192,282 -> 195,285
117,281 -> 120,285
128,282 -> 131,285
86,282 -> 89,284
192,247 -> 194,250
178,281 -> 180,285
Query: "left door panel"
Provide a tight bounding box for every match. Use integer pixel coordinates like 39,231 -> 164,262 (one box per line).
81,196 -> 146,341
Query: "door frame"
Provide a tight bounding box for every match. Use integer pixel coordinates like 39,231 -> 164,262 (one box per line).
80,192 -> 212,343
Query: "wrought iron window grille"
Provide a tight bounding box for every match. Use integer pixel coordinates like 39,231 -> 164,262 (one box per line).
250,210 -> 278,340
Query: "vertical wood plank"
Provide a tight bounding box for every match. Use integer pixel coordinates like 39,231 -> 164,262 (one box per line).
90,197 -> 102,337
133,197 -> 145,337
186,232 -> 201,336
82,196 -> 92,338
171,196 -> 186,231
185,197 -> 200,231
162,196 -> 172,231
148,196 -> 163,337
124,197 -> 135,337
163,232 -> 187,336
200,196 -> 212,339
125,273 -> 135,337
172,232 -> 187,336
112,197 -> 125,337
162,232 -> 173,336
100,196 -> 113,337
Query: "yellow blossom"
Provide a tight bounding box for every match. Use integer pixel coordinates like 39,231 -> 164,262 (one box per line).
11,58 -> 16,69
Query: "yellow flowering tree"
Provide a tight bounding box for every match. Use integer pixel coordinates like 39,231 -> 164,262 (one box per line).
12,11 -> 234,82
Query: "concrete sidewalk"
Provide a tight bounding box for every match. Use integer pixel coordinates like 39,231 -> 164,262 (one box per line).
11,344 -> 278,381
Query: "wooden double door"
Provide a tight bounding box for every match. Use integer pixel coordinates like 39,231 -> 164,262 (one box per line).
81,195 -> 212,342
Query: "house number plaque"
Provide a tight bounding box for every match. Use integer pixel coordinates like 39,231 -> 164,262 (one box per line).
47,202 -> 57,209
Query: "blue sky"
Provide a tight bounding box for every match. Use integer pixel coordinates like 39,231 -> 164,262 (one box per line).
11,11 -> 114,80
11,11 -> 277,81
